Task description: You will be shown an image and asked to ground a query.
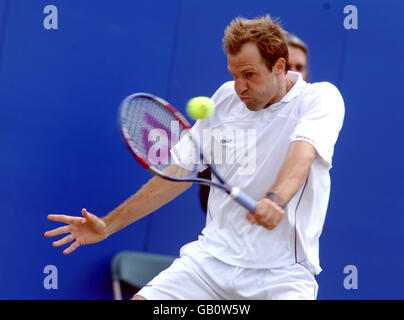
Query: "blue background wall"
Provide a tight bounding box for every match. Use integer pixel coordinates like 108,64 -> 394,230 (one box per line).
0,0 -> 403,299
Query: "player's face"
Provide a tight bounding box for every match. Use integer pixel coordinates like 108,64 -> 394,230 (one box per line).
227,42 -> 285,111
288,46 -> 307,81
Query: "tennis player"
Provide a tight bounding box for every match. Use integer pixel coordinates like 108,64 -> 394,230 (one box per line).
45,15 -> 344,300
197,31 -> 310,213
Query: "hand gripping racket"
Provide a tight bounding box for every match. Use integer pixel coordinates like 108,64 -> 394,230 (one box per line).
118,93 -> 257,213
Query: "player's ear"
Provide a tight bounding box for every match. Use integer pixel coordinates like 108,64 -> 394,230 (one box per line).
272,57 -> 286,75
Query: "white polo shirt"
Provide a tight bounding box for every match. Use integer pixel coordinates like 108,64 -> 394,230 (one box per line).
172,71 -> 344,274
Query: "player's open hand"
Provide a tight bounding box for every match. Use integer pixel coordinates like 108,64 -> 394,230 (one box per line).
44,208 -> 108,255
246,198 -> 285,230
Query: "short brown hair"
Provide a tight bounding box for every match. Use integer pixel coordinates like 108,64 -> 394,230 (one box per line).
222,15 -> 289,73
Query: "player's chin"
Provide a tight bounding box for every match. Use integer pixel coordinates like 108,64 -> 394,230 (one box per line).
243,100 -> 266,111
244,101 -> 261,111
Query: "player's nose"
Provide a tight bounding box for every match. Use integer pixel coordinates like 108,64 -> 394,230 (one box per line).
234,79 -> 248,96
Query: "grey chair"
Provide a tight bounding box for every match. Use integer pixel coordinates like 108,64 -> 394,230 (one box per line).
110,250 -> 177,300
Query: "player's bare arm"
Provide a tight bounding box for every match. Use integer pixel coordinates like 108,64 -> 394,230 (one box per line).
45,164 -> 192,254
247,140 -> 317,230
103,164 -> 192,237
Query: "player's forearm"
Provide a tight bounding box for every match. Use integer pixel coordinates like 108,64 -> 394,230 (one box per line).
102,165 -> 192,237
268,140 -> 316,204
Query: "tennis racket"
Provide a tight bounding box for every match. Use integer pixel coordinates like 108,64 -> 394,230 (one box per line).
118,93 -> 257,213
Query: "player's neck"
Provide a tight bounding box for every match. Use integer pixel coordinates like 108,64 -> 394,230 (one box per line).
266,74 -> 294,107
280,74 -> 294,98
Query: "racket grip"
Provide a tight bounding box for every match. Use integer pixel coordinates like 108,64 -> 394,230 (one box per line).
230,187 -> 257,213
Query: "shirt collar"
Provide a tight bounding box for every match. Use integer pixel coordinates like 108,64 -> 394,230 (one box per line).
267,71 -> 306,111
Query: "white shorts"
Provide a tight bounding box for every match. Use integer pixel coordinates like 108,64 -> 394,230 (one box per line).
136,241 -> 318,300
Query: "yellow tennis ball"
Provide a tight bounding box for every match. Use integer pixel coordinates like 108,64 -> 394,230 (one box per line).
186,96 -> 215,119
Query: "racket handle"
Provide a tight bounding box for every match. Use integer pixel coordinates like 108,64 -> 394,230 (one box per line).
230,187 -> 257,213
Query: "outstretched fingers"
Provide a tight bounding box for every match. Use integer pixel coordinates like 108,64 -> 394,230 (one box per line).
47,214 -> 86,225
52,234 -> 75,248
63,241 -> 80,255
44,225 -> 70,238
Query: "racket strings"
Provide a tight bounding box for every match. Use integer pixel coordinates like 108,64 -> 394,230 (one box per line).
122,97 -> 198,175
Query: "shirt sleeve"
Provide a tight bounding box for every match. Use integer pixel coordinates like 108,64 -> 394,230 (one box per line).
290,82 -> 345,168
